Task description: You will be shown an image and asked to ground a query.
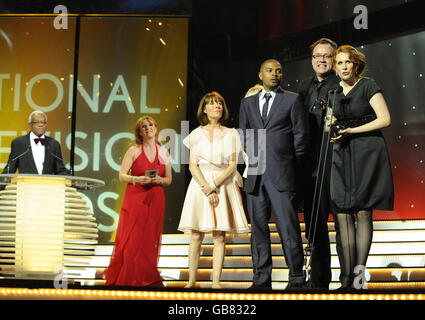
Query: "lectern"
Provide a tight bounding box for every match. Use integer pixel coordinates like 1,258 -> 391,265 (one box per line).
0,174 -> 104,281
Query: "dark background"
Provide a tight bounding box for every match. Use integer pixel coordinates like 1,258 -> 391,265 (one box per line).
3,0 -> 423,125
1,0 -> 424,223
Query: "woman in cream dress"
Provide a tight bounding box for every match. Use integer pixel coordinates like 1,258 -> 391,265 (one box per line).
178,91 -> 249,289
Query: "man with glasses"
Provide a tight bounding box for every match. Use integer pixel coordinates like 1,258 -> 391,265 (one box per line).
2,110 -> 70,176
297,38 -> 340,290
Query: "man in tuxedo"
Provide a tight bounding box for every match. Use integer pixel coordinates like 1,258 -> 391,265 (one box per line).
239,59 -> 309,289
297,38 -> 340,289
2,110 -> 70,176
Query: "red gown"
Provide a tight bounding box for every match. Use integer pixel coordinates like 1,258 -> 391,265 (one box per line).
104,144 -> 165,287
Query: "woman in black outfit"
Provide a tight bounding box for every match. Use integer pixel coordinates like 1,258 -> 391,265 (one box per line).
329,45 -> 394,289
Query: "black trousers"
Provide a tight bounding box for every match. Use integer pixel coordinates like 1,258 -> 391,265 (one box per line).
303,175 -> 332,288
246,174 -> 305,287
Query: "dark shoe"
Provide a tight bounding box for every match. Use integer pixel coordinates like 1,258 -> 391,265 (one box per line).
285,281 -> 306,291
247,283 -> 272,291
305,280 -> 330,290
334,285 -> 357,293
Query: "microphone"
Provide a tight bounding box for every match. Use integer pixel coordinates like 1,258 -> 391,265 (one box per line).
46,144 -> 73,176
325,85 -> 343,112
4,146 -> 31,174
328,86 -> 343,94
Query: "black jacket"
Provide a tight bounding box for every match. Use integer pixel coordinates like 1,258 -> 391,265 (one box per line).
2,133 -> 70,175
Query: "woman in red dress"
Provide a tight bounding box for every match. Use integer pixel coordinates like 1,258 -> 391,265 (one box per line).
103,116 -> 172,287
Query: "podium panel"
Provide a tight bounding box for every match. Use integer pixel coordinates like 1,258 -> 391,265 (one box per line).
0,174 -> 104,281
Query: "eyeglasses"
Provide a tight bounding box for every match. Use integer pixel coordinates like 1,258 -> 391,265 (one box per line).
31,121 -> 47,125
312,54 -> 333,60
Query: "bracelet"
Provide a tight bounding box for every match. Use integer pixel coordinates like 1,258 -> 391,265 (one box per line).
132,176 -> 136,185
209,181 -> 217,191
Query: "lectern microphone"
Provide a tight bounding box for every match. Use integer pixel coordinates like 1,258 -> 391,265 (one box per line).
4,146 -> 31,174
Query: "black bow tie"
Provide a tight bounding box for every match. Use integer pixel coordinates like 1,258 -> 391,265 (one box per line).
34,138 -> 46,145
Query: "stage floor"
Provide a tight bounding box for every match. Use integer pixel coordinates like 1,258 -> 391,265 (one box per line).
2,220 -> 425,307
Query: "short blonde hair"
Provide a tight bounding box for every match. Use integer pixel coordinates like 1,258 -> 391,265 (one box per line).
244,84 -> 263,98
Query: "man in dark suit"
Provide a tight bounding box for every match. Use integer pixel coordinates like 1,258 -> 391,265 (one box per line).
297,38 -> 341,289
2,110 -> 70,176
239,59 -> 309,289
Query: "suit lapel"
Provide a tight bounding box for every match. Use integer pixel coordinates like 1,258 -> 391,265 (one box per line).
249,94 -> 264,128
25,133 -> 38,173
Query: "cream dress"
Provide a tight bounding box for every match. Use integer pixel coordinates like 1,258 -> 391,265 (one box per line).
178,126 -> 250,234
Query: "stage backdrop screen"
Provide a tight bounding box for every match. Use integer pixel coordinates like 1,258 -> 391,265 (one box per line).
0,15 -> 189,243
75,16 -> 188,242
0,16 -> 75,171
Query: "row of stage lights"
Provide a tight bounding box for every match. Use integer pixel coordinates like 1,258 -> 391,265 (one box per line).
1,287 -> 425,301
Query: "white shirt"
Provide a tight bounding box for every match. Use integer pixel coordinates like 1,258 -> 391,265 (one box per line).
258,89 -> 276,118
29,131 -> 45,174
